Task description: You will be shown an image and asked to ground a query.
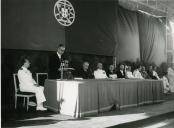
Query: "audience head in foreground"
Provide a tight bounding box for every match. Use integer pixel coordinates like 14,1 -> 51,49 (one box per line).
17,55 -> 47,111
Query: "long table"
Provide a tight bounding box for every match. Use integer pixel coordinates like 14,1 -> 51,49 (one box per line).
44,79 -> 164,117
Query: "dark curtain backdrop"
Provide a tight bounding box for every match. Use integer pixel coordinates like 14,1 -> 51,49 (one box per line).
2,0 -> 166,63
114,7 -> 140,62
66,1 -> 118,56
138,13 -> 166,65
2,0 -> 65,51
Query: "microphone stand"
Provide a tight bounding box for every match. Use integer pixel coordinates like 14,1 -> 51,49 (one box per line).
60,61 -> 65,80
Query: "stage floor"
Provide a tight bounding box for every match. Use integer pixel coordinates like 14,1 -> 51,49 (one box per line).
2,93 -> 174,128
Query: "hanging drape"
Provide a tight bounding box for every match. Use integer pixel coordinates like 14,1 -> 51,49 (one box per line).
66,1 -> 118,56
137,12 -> 166,65
114,7 -> 140,62
2,0 -> 167,65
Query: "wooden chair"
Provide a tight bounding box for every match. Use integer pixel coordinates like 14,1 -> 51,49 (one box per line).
13,73 -> 35,111
36,73 -> 48,86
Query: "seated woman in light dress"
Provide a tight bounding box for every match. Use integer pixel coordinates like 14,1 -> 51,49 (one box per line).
17,56 -> 47,111
167,67 -> 174,92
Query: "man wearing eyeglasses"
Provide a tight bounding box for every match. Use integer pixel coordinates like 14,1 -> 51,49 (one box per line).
48,44 -> 65,79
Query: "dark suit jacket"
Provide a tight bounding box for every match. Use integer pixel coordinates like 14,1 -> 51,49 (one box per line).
106,70 -> 116,77
78,68 -> 93,79
116,70 -> 126,78
147,71 -> 158,80
48,53 -> 62,79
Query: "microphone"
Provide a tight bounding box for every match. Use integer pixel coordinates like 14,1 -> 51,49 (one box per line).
60,60 -> 65,80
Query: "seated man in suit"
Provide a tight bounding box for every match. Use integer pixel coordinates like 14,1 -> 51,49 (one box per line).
116,63 -> 126,78
78,61 -> 93,79
106,64 -> 117,79
94,62 -> 108,79
48,44 -> 65,79
147,65 -> 159,80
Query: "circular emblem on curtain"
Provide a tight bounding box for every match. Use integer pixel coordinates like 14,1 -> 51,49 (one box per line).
54,0 -> 75,26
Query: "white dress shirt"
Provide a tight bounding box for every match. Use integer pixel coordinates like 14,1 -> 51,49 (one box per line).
153,71 -> 160,80
94,69 -> 108,79
57,52 -> 61,59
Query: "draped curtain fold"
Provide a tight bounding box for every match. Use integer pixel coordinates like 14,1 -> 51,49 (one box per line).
138,13 -> 156,63
66,1 -> 118,56
137,13 -> 166,65
2,0 -> 167,65
114,7 -> 140,62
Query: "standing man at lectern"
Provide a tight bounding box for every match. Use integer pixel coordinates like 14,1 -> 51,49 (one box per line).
48,44 -> 65,79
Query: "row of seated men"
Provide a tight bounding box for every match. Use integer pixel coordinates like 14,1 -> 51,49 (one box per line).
62,60 -> 174,94
63,61 -> 160,80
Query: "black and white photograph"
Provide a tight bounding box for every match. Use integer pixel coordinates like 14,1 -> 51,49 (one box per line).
1,0 -> 174,127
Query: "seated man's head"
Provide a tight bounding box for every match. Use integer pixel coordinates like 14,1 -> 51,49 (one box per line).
83,61 -> 89,71
141,66 -> 146,71
97,63 -> 103,70
109,65 -> 114,72
127,65 -> 132,72
57,44 -> 65,55
149,65 -> 153,71
135,65 -> 141,71
18,56 -> 31,69
119,64 -> 124,70
153,66 -> 157,71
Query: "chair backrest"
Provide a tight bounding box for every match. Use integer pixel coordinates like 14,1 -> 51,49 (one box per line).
13,73 -> 20,93
36,73 -> 48,86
